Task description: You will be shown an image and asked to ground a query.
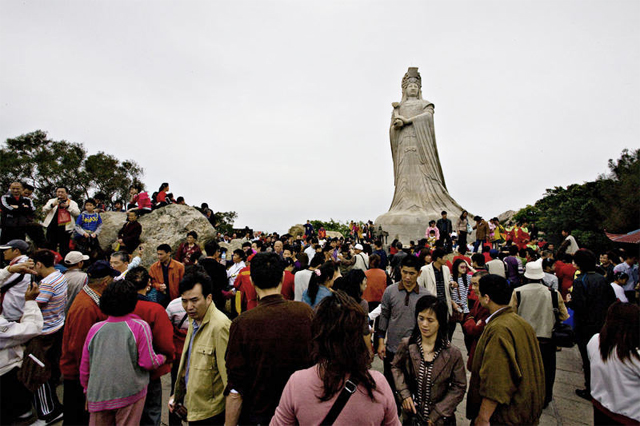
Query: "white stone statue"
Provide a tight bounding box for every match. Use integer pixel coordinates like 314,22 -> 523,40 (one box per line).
376,67 -> 464,242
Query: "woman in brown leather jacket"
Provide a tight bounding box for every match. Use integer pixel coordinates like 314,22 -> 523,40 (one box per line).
391,296 -> 467,425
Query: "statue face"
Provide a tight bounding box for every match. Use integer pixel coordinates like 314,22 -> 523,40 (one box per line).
405,82 -> 419,97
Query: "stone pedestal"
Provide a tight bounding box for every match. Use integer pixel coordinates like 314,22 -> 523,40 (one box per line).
375,206 -> 463,245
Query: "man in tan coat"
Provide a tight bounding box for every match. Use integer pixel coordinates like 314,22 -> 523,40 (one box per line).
466,274 -> 545,425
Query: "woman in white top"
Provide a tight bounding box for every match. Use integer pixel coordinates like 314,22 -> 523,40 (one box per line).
610,272 -> 629,303
587,302 -> 640,424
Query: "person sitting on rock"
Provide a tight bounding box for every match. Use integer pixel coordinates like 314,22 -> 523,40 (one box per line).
117,210 -> 142,254
174,231 -> 202,267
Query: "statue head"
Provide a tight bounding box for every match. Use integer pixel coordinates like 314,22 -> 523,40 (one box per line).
401,67 -> 423,101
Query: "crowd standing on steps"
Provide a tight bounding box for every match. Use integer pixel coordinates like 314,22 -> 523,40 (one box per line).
0,181 -> 639,425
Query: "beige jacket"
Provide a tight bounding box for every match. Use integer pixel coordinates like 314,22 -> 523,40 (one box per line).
42,198 -> 80,231
417,263 -> 453,316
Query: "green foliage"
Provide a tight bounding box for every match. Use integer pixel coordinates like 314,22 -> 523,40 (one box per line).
211,211 -> 238,234
310,219 -> 350,237
513,149 -> 639,252
0,130 -> 144,208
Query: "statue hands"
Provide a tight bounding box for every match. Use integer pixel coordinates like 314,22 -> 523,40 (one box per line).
393,115 -> 412,128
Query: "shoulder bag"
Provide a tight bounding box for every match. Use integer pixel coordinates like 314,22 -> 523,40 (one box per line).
320,377 -> 360,425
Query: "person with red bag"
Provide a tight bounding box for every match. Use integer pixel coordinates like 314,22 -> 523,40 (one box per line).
41,186 -> 80,257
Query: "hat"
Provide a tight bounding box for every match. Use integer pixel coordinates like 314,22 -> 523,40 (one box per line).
64,251 -> 90,265
354,244 -> 364,251
87,260 -> 121,279
524,260 -> 545,280
489,249 -> 499,258
0,239 -> 29,252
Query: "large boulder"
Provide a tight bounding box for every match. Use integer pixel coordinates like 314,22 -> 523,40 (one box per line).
99,204 -> 216,267
219,239 -> 243,259
288,224 -> 304,237
498,210 -> 517,226
326,231 -> 343,239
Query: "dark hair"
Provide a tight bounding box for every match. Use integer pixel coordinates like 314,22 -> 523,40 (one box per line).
458,244 -> 467,255
473,270 -> 489,280
417,249 -> 431,268
341,269 -> 366,303
312,291 -> 376,401
441,211 -> 447,215
179,270 -> 212,298
23,183 -> 34,191
599,302 -> 639,364
205,241 -> 220,256
84,198 -> 96,206
451,258 -> 469,287
176,196 -> 184,203
542,258 -> 555,271
159,182 -> 169,192
253,240 -> 264,251
187,231 -> 198,240
157,244 -> 172,253
56,186 -> 69,193
479,274 -> 512,305
509,245 -> 519,256
431,248 -> 446,262
242,241 -> 252,248
429,220 -> 435,226
251,253 -> 284,290
127,266 -> 150,291
369,254 -> 381,269
100,280 -> 138,316
233,249 -> 246,261
613,272 -> 629,283
482,245 -> 490,253
111,251 -> 129,264
400,254 -> 421,271
411,295 -> 449,349
32,249 -> 55,268
460,210 -> 468,220
471,253 -> 486,267
309,254 -> 325,269
307,262 -> 338,305
574,249 -> 597,272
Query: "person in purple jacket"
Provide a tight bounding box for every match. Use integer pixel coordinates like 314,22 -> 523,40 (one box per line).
80,280 -> 166,425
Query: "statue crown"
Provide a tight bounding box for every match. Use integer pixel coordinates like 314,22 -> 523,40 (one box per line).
402,67 -> 422,89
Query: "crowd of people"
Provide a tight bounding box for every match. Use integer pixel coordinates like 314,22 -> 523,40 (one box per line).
1,182 -> 639,426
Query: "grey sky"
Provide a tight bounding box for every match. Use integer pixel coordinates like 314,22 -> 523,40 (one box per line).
2,1 -> 638,234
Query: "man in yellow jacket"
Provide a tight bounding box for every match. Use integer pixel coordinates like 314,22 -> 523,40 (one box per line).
170,270 -> 230,424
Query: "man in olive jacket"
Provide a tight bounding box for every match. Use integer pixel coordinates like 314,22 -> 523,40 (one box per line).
170,270 -> 230,424
466,274 -> 545,426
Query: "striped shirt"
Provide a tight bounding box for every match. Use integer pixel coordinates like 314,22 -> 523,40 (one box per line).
36,270 -> 67,335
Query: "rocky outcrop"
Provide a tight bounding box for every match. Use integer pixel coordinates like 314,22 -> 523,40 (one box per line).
498,210 -> 517,226
288,224 -> 304,237
326,231 -> 343,240
99,204 -> 216,267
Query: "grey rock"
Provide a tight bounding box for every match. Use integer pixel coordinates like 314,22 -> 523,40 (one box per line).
99,204 -> 216,267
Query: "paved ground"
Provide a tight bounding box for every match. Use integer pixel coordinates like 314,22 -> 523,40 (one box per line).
39,327 -> 591,426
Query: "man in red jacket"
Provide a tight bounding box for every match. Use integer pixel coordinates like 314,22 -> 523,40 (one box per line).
60,261 -> 120,426
128,266 -> 175,426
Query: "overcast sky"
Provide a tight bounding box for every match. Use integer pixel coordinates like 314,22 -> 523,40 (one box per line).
2,1 -> 638,233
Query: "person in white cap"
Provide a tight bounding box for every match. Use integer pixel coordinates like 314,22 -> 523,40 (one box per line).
509,259 -> 569,408
63,251 -> 89,314
0,239 -> 32,321
353,244 -> 369,271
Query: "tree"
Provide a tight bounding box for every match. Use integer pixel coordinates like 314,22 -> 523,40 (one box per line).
211,211 -> 238,235
310,219 -> 350,237
0,130 -> 144,208
513,148 -> 639,252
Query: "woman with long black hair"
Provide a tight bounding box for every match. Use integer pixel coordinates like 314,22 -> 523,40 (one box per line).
456,211 -> 469,253
271,291 -> 399,425
587,302 -> 640,425
391,296 -> 466,425
302,261 -> 340,309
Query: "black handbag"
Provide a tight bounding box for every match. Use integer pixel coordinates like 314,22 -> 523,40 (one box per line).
551,290 -> 575,348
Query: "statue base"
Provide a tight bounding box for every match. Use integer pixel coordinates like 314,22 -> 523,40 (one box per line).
375,207 -> 463,246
